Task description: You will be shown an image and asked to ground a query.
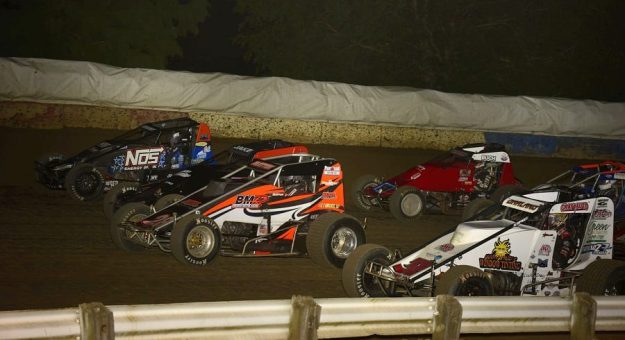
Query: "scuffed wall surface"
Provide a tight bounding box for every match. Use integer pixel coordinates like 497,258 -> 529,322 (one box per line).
1,101 -> 482,151
0,101 -> 186,129
3,101 -> 623,159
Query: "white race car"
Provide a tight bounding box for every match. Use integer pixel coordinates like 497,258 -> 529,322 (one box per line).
342,187 -> 625,297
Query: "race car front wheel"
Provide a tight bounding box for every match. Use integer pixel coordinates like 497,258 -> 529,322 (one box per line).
576,259 -> 625,295
64,163 -> 105,201
109,202 -> 151,252
351,174 -> 380,211
389,186 -> 426,224
306,212 -> 366,269
342,244 -> 392,297
171,214 -> 221,266
103,182 -> 140,220
434,265 -> 494,296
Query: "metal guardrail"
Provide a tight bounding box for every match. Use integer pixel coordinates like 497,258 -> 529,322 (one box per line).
1,294 -> 624,339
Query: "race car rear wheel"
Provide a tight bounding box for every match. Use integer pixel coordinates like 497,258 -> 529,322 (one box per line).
490,184 -> 527,204
154,193 -> 185,211
351,174 -> 380,211
342,244 -> 392,297
103,182 -> 140,220
389,186 -> 426,223
306,212 -> 366,269
576,259 -> 625,295
462,198 -> 496,221
171,214 -> 221,266
109,202 -> 151,252
434,265 -> 494,296
64,163 -> 105,201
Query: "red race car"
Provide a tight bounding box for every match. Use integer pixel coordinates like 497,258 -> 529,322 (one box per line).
351,143 -> 521,223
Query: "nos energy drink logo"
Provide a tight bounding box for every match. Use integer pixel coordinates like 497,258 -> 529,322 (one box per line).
124,147 -> 164,170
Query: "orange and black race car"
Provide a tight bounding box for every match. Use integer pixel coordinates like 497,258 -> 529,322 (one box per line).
109,153 -> 366,268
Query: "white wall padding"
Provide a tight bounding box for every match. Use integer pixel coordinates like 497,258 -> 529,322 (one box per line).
1,57 -> 624,139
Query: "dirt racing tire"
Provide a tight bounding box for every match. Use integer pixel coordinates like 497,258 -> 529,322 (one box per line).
351,174 -> 380,211
490,184 -> 527,204
109,202 -> 151,252
576,259 -> 625,295
342,244 -> 392,297
154,193 -> 185,211
64,163 -> 105,201
434,265 -> 494,296
103,182 -> 140,220
171,214 -> 221,266
306,212 -> 366,269
462,198 -> 496,221
389,186 -> 426,224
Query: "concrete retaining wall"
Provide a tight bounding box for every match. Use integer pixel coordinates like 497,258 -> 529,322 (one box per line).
1,100 -> 623,160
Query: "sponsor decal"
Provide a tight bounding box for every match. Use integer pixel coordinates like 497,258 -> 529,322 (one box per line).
232,195 -> 269,209
322,192 -> 336,199
538,244 -> 551,256
501,155 -> 509,161
436,243 -> 455,252
537,258 -> 549,267
233,145 -> 254,154
410,172 -> 421,180
392,257 -> 432,276
110,154 -> 126,173
249,160 -> 275,171
597,198 -> 609,207
323,166 -> 341,176
503,198 -> 541,213
124,147 -> 165,170
479,238 -> 522,271
321,203 -> 342,209
321,180 -> 339,186
592,222 -> 610,231
459,169 -> 470,177
417,165 -> 426,171
582,243 -> 613,255
479,154 -> 497,162
560,202 -> 589,212
593,209 -> 612,220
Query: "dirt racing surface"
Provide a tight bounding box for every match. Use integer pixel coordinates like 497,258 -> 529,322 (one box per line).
1,127 -> 621,339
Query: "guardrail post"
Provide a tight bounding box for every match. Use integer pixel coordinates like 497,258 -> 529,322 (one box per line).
79,302 -> 114,340
432,295 -> 462,340
570,292 -> 596,340
288,295 -> 321,340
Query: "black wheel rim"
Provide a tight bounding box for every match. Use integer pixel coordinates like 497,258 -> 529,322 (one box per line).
76,172 -> 99,196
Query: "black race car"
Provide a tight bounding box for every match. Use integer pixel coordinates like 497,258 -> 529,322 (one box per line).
102,140 -> 309,219
35,118 -> 213,201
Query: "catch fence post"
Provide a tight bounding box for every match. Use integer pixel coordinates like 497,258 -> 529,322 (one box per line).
288,295 -> 321,340
432,295 -> 462,340
570,292 -> 596,340
79,302 -> 114,340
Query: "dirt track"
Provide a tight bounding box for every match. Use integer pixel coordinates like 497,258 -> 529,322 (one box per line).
2,127 -> 621,339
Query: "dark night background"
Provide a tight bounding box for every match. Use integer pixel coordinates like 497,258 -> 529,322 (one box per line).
1,0 -> 623,102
